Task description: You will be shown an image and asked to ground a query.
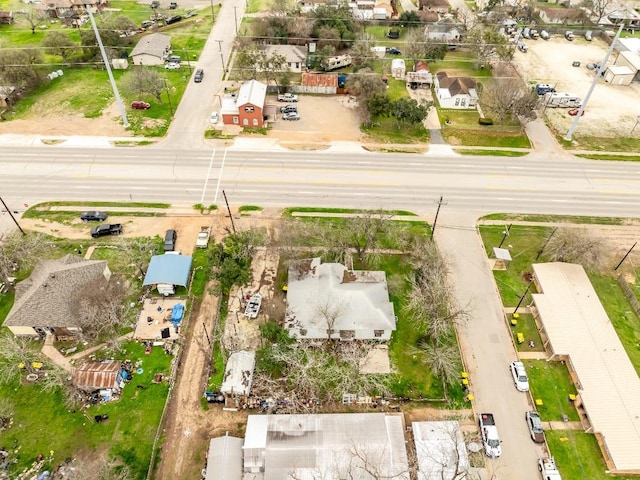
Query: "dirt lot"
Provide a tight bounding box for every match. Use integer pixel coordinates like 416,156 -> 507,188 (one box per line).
512,36 -> 640,138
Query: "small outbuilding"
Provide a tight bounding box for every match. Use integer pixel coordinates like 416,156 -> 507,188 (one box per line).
391,58 -> 406,80
221,350 -> 256,410
204,434 -> 243,480
130,33 -> 170,66
142,254 -> 192,295
605,65 -> 634,85
72,360 -> 125,391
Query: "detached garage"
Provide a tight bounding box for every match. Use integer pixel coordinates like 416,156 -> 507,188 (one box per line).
605,65 -> 634,85
614,50 -> 640,82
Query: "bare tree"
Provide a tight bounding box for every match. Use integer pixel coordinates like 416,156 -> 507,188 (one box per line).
70,277 -> 134,342
313,293 -> 348,340
544,228 -> 606,270
414,341 -> 461,397
467,26 -> 514,64
0,334 -> 42,384
414,421 -> 470,480
17,5 -> 46,34
0,231 -> 52,291
479,77 -> 539,124
583,0 -> 614,22
351,31 -> 377,67
122,68 -> 165,102
42,31 -> 77,64
346,70 -> 387,121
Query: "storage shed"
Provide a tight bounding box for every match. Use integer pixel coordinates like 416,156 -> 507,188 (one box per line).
605,65 -> 634,85
391,58 -> 406,80
614,50 -> 640,82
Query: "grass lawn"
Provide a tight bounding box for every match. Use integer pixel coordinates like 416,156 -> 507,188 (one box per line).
509,313 -> 544,352
546,430 -> 636,480
479,225 -> 550,306
0,341 -> 171,478
437,108 -> 531,148
575,153 -> 640,161
361,116 -> 430,144
455,149 -> 529,156
558,133 -> 640,153
190,248 -> 212,298
588,272 -> 640,376
282,207 -> 418,217
480,213 -> 629,225
523,360 -> 579,421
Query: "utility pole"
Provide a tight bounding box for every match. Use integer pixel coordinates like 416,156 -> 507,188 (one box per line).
0,196 -> 25,235
233,6 -> 238,33
535,227 -> 557,260
85,5 -> 129,128
163,79 -> 173,116
430,195 -> 446,240
498,224 -> 512,248
215,40 -> 225,70
565,24 -> 623,142
513,280 -> 534,315
222,190 -> 236,233
209,0 -> 216,21
614,242 -> 637,271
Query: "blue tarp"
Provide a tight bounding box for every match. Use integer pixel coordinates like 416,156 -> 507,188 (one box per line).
171,303 -> 185,325
143,254 -> 192,286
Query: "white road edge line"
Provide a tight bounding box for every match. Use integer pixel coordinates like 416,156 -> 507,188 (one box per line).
200,148 -> 216,204
213,148 -> 228,204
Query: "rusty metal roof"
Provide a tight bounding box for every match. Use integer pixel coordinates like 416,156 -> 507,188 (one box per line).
72,360 -> 122,390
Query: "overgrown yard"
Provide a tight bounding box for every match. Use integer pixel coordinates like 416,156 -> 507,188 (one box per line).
0,341 -> 171,477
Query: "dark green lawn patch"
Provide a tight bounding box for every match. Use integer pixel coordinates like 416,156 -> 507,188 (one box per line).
238,205 -> 263,212
282,207 -> 418,217
27,201 -> 170,209
523,360 -> 579,422
510,313 -> 544,352
546,430 -> 636,480
361,117 -> 430,144
575,153 -> 640,161
479,225 -> 550,306
558,133 -> 640,153
443,127 -> 531,148
190,248 -> 212,298
454,149 -> 529,157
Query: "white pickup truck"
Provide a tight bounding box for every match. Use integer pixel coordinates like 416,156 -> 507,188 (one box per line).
538,457 -> 562,480
479,413 -> 502,457
196,226 -> 211,248
277,93 -> 298,102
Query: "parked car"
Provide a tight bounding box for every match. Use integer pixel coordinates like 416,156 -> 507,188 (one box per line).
509,361 -> 529,392
183,10 -> 197,17
282,112 -> 300,121
80,211 -> 107,222
205,391 -> 224,403
525,411 -> 545,443
565,30 -> 575,41
535,83 -> 555,95
568,108 -> 584,116
530,29 -> 539,39
165,15 -> 182,24
210,112 -> 219,124
150,0 -> 159,7
141,20 -> 155,28
279,105 -> 297,113
540,30 -> 549,40
386,47 -> 402,55
169,2 -> 177,8
585,30 -> 593,41
167,55 -> 181,63
131,101 -> 151,109
522,27 -> 531,39
518,42 -> 528,53
478,413 -> 502,457
277,93 -> 298,102
165,62 -> 180,70
91,223 -> 122,238
164,229 -> 177,251
387,28 -> 400,39
194,68 -> 204,83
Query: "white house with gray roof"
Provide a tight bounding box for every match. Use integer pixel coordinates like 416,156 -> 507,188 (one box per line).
3,254 -> 111,337
261,45 -> 307,73
285,257 -> 396,341
130,33 -> 171,66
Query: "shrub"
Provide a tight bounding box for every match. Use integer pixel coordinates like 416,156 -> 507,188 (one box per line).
479,117 -> 494,125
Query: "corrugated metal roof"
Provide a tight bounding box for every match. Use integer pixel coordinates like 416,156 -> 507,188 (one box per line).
302,73 -> 338,87
532,262 -> 640,472
206,435 -> 243,480
143,254 -> 192,286
221,351 -> 255,396
243,413 -> 408,480
72,360 -> 121,390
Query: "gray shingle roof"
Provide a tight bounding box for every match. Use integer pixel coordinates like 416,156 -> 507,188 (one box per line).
4,254 -> 109,328
130,33 -> 171,59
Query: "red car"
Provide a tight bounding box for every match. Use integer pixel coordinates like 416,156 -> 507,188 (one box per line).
131,101 -> 151,110
568,108 -> 584,116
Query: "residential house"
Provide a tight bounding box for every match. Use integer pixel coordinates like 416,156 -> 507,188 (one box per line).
350,0 -> 375,20
434,72 -> 478,109
284,257 -> 397,341
0,11 -> 14,24
607,9 -> 640,28
261,45 -> 307,73
130,33 -> 171,66
406,60 -> 432,88
39,0 -> 105,22
374,0 -> 394,19
419,0 -> 450,11
0,86 -> 16,108
424,17 -> 461,43
538,6 -> 587,24
243,413 -> 409,479
297,0 -> 332,13
3,254 -> 111,337
221,79 -> 267,127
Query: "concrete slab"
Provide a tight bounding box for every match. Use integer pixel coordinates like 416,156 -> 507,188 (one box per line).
359,345 -> 391,374
134,298 -> 186,340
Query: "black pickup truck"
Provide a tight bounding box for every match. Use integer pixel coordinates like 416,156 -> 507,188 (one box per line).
91,224 -> 123,238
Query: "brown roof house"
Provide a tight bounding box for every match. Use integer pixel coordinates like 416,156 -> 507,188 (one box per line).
434,72 -> 478,109
3,254 -> 111,337
221,79 -> 267,128
284,257 -> 396,341
130,33 -> 171,66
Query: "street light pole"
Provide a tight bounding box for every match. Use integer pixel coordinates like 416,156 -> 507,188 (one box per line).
163,79 -> 174,116
216,40 -> 225,69
632,115 -> 640,134
209,0 -> 215,21
233,6 -> 238,33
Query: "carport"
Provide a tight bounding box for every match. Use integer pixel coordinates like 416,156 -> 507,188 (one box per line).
143,254 -> 192,288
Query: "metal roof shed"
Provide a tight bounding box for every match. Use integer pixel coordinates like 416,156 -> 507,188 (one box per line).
532,262 -> 640,474
413,421 -> 469,480
143,254 -> 192,287
205,434 -> 243,480
221,350 -> 255,397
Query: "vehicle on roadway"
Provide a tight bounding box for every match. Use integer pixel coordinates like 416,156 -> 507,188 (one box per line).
538,456 -> 562,479
210,112 -> 219,124
509,360 -> 529,392
164,229 -> 177,251
194,68 -> 204,83
525,411 -> 545,443
80,211 -> 107,222
479,413 -> 502,457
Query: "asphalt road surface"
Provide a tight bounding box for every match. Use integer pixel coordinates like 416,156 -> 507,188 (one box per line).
1,146 -> 639,218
